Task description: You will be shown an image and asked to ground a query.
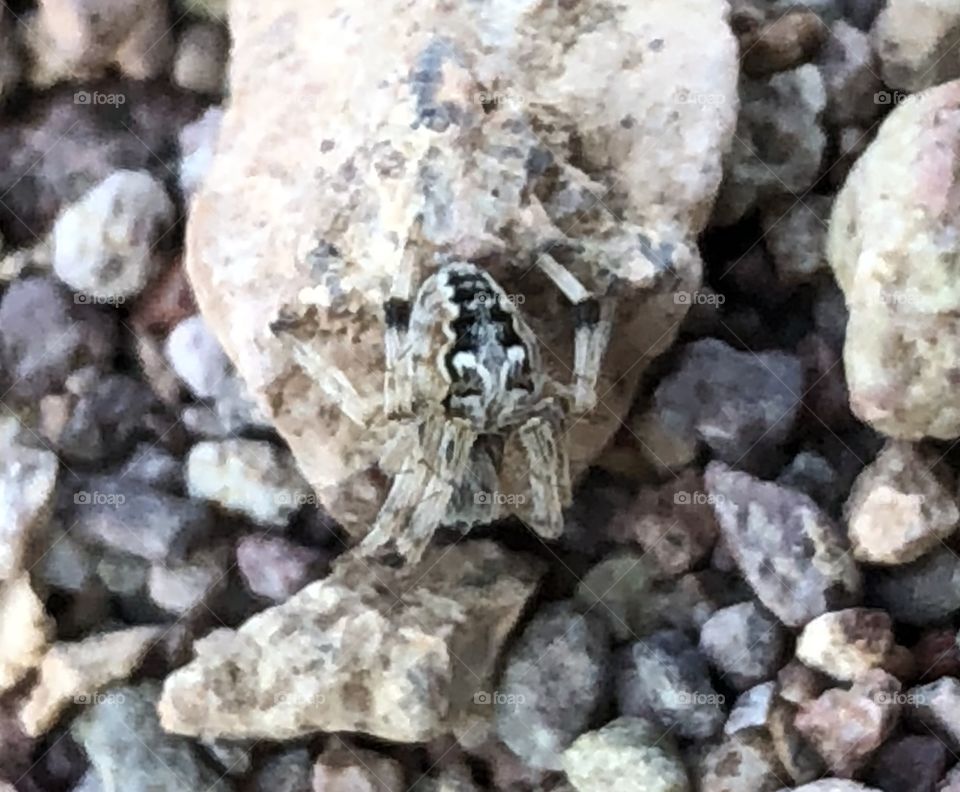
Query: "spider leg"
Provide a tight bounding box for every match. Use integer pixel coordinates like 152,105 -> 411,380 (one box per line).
361,414 -> 477,562
513,411 -> 570,540
270,319 -> 374,426
383,241 -> 420,418
536,253 -> 611,412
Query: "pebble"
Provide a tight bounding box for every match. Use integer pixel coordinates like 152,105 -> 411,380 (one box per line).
19,626 -> 161,737
616,629 -> 726,740
796,608 -> 894,682
0,415 -> 59,581
780,783 -> 883,792
845,441 -> 958,565
236,535 -> 328,602
186,439 -> 310,527
697,733 -> 784,792
249,749 -> 313,792
119,444 -> 183,491
699,602 -> 787,690
69,475 -> 212,563
561,717 -> 690,792
769,698 -> 825,784
72,682 -> 234,792
872,1 -> 960,92
173,22 -> 228,95
178,107 -> 224,201
0,276 -> 115,402
0,575 -> 53,693
776,450 -> 844,511
147,547 -> 229,615
52,170 -> 176,301
724,682 -> 777,737
312,737 -> 405,792
905,677 -> 960,750
866,734 -> 949,792
868,546 -> 960,626
794,670 -> 902,777
760,195 -> 832,285
164,315 -> 233,400
818,20 -> 882,128
36,527 -> 95,592
715,65 -> 826,226
496,603 -> 611,770
911,629 -> 960,682
607,470 -> 719,575
705,463 -> 862,628
651,339 -> 803,468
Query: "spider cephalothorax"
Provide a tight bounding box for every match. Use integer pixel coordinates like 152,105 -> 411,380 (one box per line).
273,243 -> 612,562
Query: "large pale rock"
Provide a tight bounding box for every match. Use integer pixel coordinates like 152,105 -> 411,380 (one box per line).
185,0 -> 738,536
158,542 -> 543,742
872,1 -> 960,93
0,416 -> 59,581
0,576 -> 53,693
828,81 -> 960,439
19,626 -> 161,737
796,609 -> 894,682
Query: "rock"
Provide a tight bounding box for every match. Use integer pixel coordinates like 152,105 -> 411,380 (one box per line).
165,315 -> 233,399
867,734 -> 949,792
737,10 -> 828,78
780,783 -> 883,792
628,410 -> 699,474
0,276 -> 115,402
796,609 -> 894,682
794,670 -> 902,777
842,0 -> 883,30
0,697 -> 36,790
72,682 -> 234,792
52,371 -> 164,463
495,603 -> 610,770
826,81 -> 960,439
28,0 -> 173,84
818,21 -> 882,128
249,749 -> 313,792
68,476 -> 211,562
95,554 -> 149,597
697,733 -> 784,792
312,738 -> 405,792
769,697 -> 825,785
159,542 -> 543,742
616,630 -> 725,740
236,535 -> 328,602
19,626 -> 161,737
561,717 -> 689,792
715,65 -> 826,226
0,575 -> 53,693
911,629 -> 960,682
202,739 -> 254,777
905,677 -> 960,750
119,445 -> 182,491
178,0 -> 228,20
412,765 -> 480,792
869,546 -> 960,626
607,471 -> 719,575
186,440 -> 310,527
845,441 -> 958,565
52,171 -> 176,301
760,196 -> 832,286
724,682 -> 777,736
173,22 -> 228,94
776,450 -> 844,510
178,107 -> 224,201
942,766 -> 960,792
148,548 -> 229,615
185,0 -> 737,537
0,416 -> 59,581
699,602 -> 787,691
705,463 -> 862,628
36,528 -> 95,593
872,2 -> 960,93
651,339 -> 803,468
0,14 -> 20,103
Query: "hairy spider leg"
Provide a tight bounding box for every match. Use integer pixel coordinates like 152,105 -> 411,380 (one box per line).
536,253 -> 611,412
383,241 -> 420,418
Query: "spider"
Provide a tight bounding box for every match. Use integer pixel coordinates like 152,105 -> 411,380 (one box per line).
272,238 -> 613,563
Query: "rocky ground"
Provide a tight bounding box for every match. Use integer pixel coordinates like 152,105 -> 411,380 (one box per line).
2,0 -> 960,791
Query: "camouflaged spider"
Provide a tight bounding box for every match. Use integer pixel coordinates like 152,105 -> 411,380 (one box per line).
274,238 -> 611,563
